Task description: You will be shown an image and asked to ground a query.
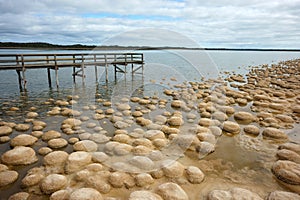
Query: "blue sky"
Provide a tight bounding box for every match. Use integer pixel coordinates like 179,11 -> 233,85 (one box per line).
0,0 -> 300,48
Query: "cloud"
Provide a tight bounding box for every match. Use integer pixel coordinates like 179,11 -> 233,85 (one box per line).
0,0 -> 299,48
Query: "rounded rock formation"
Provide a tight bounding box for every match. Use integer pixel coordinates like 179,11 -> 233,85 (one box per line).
0,170 -> 18,187
266,191 -> 300,200
222,121 -> 240,135
156,182 -> 188,200
243,125 -> 260,136
40,174 -> 67,194
48,138 -> 68,149
234,111 -> 255,124
129,191 -> 163,200
10,134 -> 38,147
73,140 -> 98,152
186,166 -> 205,184
161,160 -> 184,178
0,125 -> 13,136
1,146 -> 38,165
15,124 -> 30,132
42,130 -> 61,141
65,151 -> 92,173
69,188 -> 103,200
262,128 -> 288,140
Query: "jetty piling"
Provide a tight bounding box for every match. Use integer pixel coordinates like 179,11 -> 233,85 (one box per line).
0,52 -> 144,91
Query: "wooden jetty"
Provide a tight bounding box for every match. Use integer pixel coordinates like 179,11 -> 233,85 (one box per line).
0,52 -> 144,90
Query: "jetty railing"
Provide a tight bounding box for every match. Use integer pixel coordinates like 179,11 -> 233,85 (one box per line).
0,53 -> 144,90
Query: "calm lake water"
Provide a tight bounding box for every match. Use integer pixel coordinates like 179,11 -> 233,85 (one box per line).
0,49 -> 300,115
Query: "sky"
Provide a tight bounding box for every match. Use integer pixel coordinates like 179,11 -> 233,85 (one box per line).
0,0 -> 300,48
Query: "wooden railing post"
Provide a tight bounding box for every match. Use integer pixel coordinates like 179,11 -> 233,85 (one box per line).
73,55 -> 76,83
94,54 -> 98,82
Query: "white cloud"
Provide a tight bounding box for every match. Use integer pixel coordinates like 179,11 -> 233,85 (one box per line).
0,0 -> 300,48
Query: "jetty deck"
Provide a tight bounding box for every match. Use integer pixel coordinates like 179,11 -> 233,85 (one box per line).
0,52 -> 144,90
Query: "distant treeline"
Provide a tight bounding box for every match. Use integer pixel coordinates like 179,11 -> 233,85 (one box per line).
0,42 -> 299,51
0,42 -> 97,49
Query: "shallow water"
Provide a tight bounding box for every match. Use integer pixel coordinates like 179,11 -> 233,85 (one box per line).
0,49 -> 300,199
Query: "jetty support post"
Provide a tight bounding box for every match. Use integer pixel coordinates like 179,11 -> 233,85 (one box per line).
73,55 -> 76,83
16,70 -> 23,91
54,55 -> 59,88
81,54 -> 85,83
105,54 -> 108,82
21,55 -> 27,90
46,56 -> 52,88
94,54 -> 98,82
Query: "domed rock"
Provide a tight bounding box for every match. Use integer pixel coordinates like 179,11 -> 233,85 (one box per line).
262,128 -> 288,140
208,188 -> 262,200
108,171 -> 135,188
272,160 -> 300,185
156,182 -> 188,200
73,140 -> 98,152
42,130 -> 61,141
234,111 -> 255,124
113,143 -> 132,156
277,149 -> 300,164
222,121 -> 240,135
48,138 -> 68,149
293,105 -> 300,113
26,112 -> 39,118
21,167 -> 45,187
40,174 -> 67,194
44,151 -> 69,167
144,130 -> 165,141
8,192 -> 30,200
171,100 -> 184,108
90,134 -> 110,144
15,124 -> 30,132
129,156 -> 155,171
161,160 -> 184,178
279,142 -> 300,155
243,125 -> 260,136
135,173 -> 154,187
85,175 -> 111,194
65,151 -> 92,173
266,191 -> 300,200
92,152 -> 109,163
0,170 -> 18,187
198,118 -> 214,127
10,134 -> 38,147
69,188 -> 103,200
129,191 -> 163,200
196,141 -> 215,159
186,166 -> 205,184
50,190 -> 70,200
62,118 -> 82,128
1,146 -> 38,165
32,120 -> 47,128
31,131 -> 43,138
117,103 -> 131,111
0,125 -> 13,136
38,147 -> 53,155
167,116 -> 183,126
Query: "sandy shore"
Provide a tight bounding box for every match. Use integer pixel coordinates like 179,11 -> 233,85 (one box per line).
0,58 -> 299,200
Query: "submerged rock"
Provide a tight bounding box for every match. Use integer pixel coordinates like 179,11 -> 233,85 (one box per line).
65,151 -> 92,173
161,160 -> 184,178
272,160 -> 300,185
208,187 -> 263,200
234,111 -> 255,124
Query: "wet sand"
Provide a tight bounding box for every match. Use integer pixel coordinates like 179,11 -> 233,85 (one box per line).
0,58 -> 299,199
